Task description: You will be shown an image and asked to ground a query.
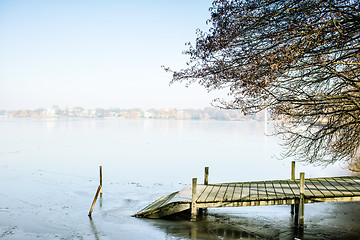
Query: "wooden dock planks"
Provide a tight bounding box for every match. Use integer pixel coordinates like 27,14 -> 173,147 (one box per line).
134,176 -> 360,218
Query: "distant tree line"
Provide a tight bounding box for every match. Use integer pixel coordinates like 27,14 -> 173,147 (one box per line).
0,107 -> 267,121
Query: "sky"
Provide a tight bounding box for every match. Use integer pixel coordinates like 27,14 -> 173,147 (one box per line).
0,0 -> 224,110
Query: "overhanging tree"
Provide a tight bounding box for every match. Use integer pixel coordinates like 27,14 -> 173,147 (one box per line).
167,0 -> 360,165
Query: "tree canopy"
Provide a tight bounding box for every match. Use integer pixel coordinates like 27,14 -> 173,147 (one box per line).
167,0 -> 360,165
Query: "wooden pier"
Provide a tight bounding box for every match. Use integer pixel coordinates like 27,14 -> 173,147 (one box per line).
134,164 -> 360,226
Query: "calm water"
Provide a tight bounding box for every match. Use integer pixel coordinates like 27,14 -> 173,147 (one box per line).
0,119 -> 359,239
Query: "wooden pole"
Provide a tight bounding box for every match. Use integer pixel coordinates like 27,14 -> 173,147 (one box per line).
88,185 -> 102,217
299,172 -> 305,227
201,167 -> 209,215
291,161 -> 295,181
204,167 -> 209,185
191,178 -> 197,221
291,161 -> 295,214
100,166 -> 103,196
294,198 -> 299,225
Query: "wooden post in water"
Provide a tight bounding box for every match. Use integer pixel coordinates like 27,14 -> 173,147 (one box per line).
204,167 -> 209,185
200,167 -> 209,215
294,198 -> 299,225
291,161 -> 295,214
100,166 -> 103,197
299,172 -> 305,227
88,185 -> 102,217
191,178 -> 197,221
291,161 -> 295,181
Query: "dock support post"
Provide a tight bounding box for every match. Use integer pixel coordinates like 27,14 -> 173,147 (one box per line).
291,161 -> 295,214
88,185 -> 102,217
191,178 -> 197,221
100,166 -> 103,197
204,167 -> 209,185
294,198 -> 299,225
299,172 -> 305,227
200,167 -> 209,215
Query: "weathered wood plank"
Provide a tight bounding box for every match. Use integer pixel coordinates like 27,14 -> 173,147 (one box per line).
197,185 -> 210,202
305,196 -> 360,204
214,184 -> 229,202
240,182 -> 250,200
272,181 -> 287,198
324,178 -> 345,196
291,180 -> 300,195
286,180 -> 299,199
232,183 -> 243,200
230,183 -> 238,201
257,182 -> 268,199
265,181 -> 277,199
249,182 -> 258,200
303,180 -> 316,197
317,178 -> 339,197
142,192 -> 178,212
332,177 -> 357,196
342,177 -> 360,192
197,185 -> 214,202
279,180 -> 294,198
313,178 -> 336,197
307,179 -> 326,197
223,184 -> 235,202
207,184 -> 222,202
136,191 -> 179,217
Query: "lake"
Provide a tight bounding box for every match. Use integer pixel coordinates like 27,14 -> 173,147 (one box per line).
0,119 -> 359,239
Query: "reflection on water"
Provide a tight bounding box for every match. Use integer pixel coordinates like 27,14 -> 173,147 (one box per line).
149,215 -> 263,240
99,195 -> 103,208
0,119 -> 359,239
89,216 -> 100,240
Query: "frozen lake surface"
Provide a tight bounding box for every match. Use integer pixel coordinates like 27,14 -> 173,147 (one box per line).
0,119 -> 359,239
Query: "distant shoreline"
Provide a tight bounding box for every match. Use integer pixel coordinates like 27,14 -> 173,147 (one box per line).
0,116 -> 271,122
0,107 -> 268,122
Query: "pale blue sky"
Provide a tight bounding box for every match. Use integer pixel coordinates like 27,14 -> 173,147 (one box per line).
0,0 -> 222,110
